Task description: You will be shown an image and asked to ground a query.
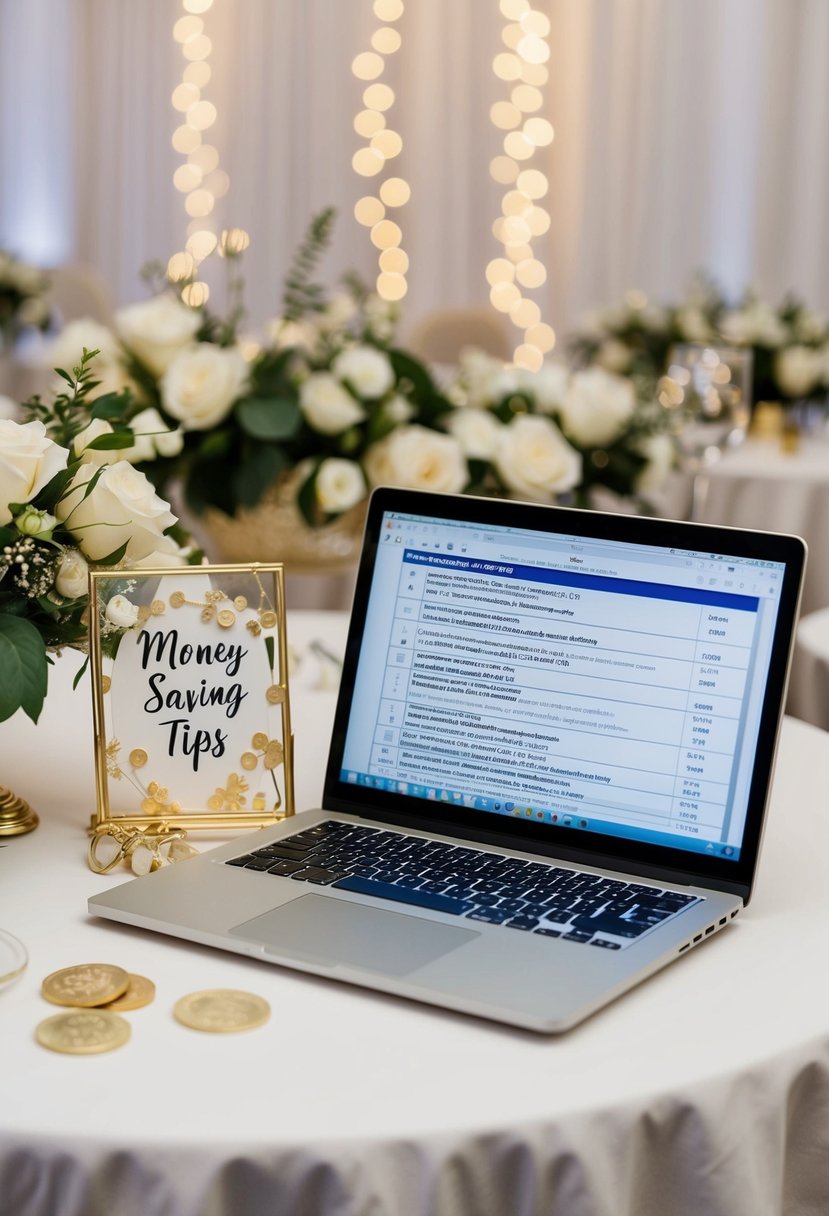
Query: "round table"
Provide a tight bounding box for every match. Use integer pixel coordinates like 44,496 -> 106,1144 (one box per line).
2,613 -> 829,1216
789,606 -> 829,730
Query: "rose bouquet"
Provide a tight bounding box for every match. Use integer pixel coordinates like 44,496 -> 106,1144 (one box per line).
0,351 -> 198,725
0,249 -> 51,350
569,279 -> 829,409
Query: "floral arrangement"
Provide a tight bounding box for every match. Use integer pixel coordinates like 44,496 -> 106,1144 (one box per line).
0,249 -> 51,350
0,351 -> 198,725
40,211 -> 674,536
569,278 -> 829,408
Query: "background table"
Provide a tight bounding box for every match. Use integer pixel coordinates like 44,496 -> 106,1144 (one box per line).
3,612 -> 829,1216
789,606 -> 829,730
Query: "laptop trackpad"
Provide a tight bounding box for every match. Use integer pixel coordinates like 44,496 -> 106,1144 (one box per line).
230,894 -> 478,977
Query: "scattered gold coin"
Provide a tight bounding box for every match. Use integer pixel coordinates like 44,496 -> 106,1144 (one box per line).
35,1009 -> 131,1055
101,973 -> 156,1012
173,988 -> 270,1033
41,963 -> 130,1008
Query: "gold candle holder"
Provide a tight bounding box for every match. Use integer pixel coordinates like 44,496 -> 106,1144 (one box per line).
0,785 -> 38,836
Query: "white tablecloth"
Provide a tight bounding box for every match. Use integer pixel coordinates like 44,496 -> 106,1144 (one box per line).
3,613 -> 829,1216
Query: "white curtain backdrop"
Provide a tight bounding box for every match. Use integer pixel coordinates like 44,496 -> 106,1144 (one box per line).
1,0 -> 827,348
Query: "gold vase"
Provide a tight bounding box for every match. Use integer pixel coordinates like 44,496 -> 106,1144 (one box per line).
200,471 -> 368,574
0,785 -> 38,836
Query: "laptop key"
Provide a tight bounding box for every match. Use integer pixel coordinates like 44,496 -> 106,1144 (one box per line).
332,875 -> 473,916
505,916 -> 540,931
291,867 -> 345,885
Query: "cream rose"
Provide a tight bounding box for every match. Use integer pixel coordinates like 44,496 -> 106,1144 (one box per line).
0,419 -> 69,525
774,345 -> 823,398
160,343 -> 248,431
72,418 -> 120,467
54,550 -> 89,599
115,293 -> 201,376
445,408 -> 503,459
494,414 -> 581,502
46,318 -> 121,372
105,594 -> 140,628
299,373 -> 366,434
55,461 -> 179,562
124,407 -> 185,462
517,362 -> 570,411
364,426 -> 468,493
316,458 -> 366,514
558,367 -> 636,447
332,345 -> 395,399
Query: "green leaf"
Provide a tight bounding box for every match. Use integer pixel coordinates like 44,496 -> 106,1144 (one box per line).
85,432 -> 135,450
196,428 -> 234,459
232,444 -> 287,508
389,348 -> 436,399
93,540 -> 129,566
296,465 -> 321,527
54,367 -> 75,387
91,392 -> 132,421
0,615 -> 49,724
236,396 -> 301,441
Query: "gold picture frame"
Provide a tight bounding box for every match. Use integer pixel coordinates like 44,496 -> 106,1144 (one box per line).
87,563 -> 294,851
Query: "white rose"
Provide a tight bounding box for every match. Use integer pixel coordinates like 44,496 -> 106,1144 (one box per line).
299,372 -> 366,434
596,339 -> 632,374
0,419 -> 69,525
774,346 -> 823,398
265,316 -> 316,352
105,594 -> 140,628
115,293 -> 201,376
362,293 -> 399,342
494,414 -> 581,502
73,418 -> 119,467
124,407 -> 184,462
445,408 -> 503,459
130,544 -> 192,568
384,394 -> 415,424
364,426 -> 468,493
55,460 -> 179,562
517,361 -> 569,411
332,345 -> 395,398
160,343 -> 248,431
46,318 -> 121,371
635,432 -> 676,494
316,458 -> 366,514
558,367 -> 636,447
54,549 -> 89,599
319,292 -> 358,333
453,349 -> 512,408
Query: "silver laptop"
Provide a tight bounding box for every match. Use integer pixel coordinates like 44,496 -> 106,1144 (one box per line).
89,488 -> 806,1032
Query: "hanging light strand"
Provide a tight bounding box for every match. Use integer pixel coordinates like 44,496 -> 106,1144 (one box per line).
169,0 -> 235,303
488,0 -> 556,370
351,0 -> 410,302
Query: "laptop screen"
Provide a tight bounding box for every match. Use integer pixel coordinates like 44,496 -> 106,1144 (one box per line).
326,489 -> 805,887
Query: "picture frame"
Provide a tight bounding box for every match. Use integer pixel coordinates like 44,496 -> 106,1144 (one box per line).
87,563 -> 294,848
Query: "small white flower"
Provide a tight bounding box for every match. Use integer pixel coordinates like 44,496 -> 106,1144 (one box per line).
364,426 -> 468,494
558,367 -> 636,447
161,343 -> 248,431
445,408 -> 503,460
319,292 -> 358,333
299,372 -> 365,434
494,414 -> 581,502
54,550 -> 89,599
124,407 -> 184,462
384,394 -> 415,424
332,345 -> 395,398
455,349 -> 515,408
115,292 -> 202,376
105,594 -> 140,628
676,306 -> 712,343
14,506 -> 56,539
316,458 -> 366,514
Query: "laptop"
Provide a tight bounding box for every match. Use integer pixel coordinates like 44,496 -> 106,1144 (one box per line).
89,487 -> 806,1033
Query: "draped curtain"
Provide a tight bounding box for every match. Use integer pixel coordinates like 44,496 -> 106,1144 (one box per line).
1,0 -> 827,348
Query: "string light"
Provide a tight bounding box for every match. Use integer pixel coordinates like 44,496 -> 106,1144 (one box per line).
351,0 -> 409,302
168,0 -> 237,301
488,0 -> 556,371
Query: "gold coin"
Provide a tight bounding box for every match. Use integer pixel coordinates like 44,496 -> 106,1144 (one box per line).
101,675 -> 111,694
259,610 -> 277,629
266,684 -> 285,704
169,591 -> 186,608
217,609 -> 236,629
42,963 -> 130,1008
201,606 -> 215,623
129,748 -> 148,768
234,595 -> 248,610
251,731 -> 269,750
36,1009 -> 131,1055
101,973 -> 156,1012
240,752 -> 258,771
150,599 -> 166,616
173,989 -> 270,1033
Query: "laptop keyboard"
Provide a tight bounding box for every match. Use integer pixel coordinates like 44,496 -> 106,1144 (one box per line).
225,820 -> 700,950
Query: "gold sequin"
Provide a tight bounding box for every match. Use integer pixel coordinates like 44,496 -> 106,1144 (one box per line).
102,676 -> 111,694
129,749 -> 148,769
137,605 -> 151,622
246,621 -> 262,637
150,600 -> 166,616
252,732 -> 269,750
234,596 -> 248,610
201,606 -> 215,623
217,609 -> 235,629
259,611 -> 277,629
169,591 -> 186,608
240,752 -> 258,771
266,685 -> 285,704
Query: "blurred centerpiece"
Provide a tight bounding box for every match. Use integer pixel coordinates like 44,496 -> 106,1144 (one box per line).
42,210 -> 674,578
